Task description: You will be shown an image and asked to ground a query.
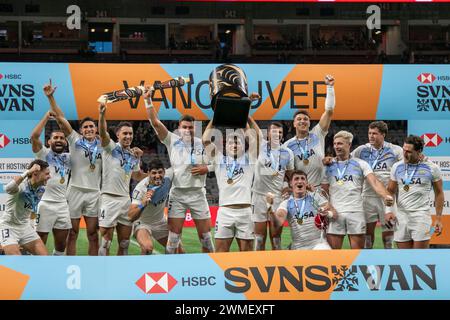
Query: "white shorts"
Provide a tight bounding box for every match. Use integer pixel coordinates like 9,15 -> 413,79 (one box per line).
291,238 -> 322,250
363,196 -> 390,232
251,192 -> 282,223
67,186 -> 100,219
133,218 -> 169,241
394,210 -> 433,242
36,200 -> 72,233
168,187 -> 210,220
215,206 -> 254,240
99,194 -> 132,228
0,222 -> 40,247
328,211 -> 366,235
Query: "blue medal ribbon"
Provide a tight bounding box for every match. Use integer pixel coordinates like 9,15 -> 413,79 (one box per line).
53,152 -> 66,180
80,138 -> 98,167
369,144 -> 385,169
289,195 -> 307,221
403,163 -> 418,186
296,137 -> 309,161
336,160 -> 350,182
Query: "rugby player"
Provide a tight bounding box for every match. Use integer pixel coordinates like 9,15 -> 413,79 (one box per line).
0,160 -> 50,255
386,135 -> 444,249
31,111 -> 71,255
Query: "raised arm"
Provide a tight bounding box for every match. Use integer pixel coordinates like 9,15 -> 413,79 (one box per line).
43,79 -> 73,137
246,115 -> 262,162
5,164 -> 41,194
143,88 -> 168,141
30,112 -> 51,153
318,75 -> 335,132
98,103 -> 111,147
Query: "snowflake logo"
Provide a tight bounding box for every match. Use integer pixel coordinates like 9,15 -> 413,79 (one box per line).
417,99 -> 430,112
332,265 -> 359,291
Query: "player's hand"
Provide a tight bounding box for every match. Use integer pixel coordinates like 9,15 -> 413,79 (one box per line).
191,165 -> 208,176
43,79 -> 57,97
142,190 -> 154,206
46,111 -> 56,119
249,92 -> 261,101
384,212 -> 397,229
434,219 -> 443,236
325,75 -> 335,86
384,195 -> 394,207
306,184 -> 315,192
322,156 -> 333,166
99,102 -> 107,115
29,164 -> 41,174
131,147 -> 143,158
143,86 -> 154,99
266,192 -> 275,206
281,187 -> 291,200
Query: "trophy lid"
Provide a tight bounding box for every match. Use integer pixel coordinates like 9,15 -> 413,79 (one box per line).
209,64 -> 248,105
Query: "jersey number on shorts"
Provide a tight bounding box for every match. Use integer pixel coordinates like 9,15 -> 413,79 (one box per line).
1,229 -> 10,239
100,209 -> 105,220
36,214 -> 40,224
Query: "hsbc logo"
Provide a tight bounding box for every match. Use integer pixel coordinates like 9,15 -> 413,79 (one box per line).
136,272 -> 178,294
0,133 -> 10,148
421,133 -> 446,147
417,73 -> 436,84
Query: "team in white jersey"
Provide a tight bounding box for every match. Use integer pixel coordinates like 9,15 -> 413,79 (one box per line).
31,111 -> 72,255
128,159 -> 184,254
97,103 -> 145,256
143,88 -> 215,254
44,80 -> 102,256
269,170 -> 336,250
322,131 -> 394,249
351,121 -> 403,249
386,135 -> 444,249
0,160 -> 50,255
252,122 -> 294,250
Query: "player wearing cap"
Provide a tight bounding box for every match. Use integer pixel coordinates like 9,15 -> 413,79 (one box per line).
30,111 -> 72,255
0,160 -> 50,255
386,135 -> 444,249
43,80 -> 102,256
323,131 -> 394,249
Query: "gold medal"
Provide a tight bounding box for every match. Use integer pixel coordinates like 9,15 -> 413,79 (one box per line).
303,159 -> 309,165
30,212 -> 36,220
403,185 -> 410,192
272,171 -> 279,177
90,164 -> 95,172
124,173 -> 130,181
227,178 -> 233,184
297,218 -> 303,225
60,177 -> 65,184
337,180 -> 344,185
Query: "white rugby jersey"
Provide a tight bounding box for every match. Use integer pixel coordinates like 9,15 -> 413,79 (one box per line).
35,147 -> 71,202
278,191 -> 328,247
390,160 -> 441,212
352,141 -> 403,197
214,154 -> 255,206
252,140 -> 294,197
101,140 -> 140,197
283,124 -> 327,187
323,157 -> 373,213
0,178 -> 45,226
162,131 -> 208,188
67,131 -> 102,191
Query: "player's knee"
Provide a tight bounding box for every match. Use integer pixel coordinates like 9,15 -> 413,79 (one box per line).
98,237 -> 112,256
166,231 -> 181,254
254,234 -> 265,251
383,235 -> 394,249
272,237 -> 281,250
68,228 -> 79,239
87,230 -> 99,242
364,235 -> 373,249
200,232 -> 215,252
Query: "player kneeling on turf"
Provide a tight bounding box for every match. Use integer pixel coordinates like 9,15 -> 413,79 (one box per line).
268,170 -> 336,250
128,159 -> 184,255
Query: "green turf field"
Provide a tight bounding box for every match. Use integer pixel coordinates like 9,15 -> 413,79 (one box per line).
45,226 -> 385,255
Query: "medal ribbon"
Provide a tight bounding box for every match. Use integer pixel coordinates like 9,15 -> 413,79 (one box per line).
336,160 -> 350,182
289,196 -> 307,220
267,144 -> 281,171
403,163 -> 418,186
225,156 -> 237,181
296,137 -> 309,161
53,152 -> 66,180
370,145 -> 385,169
25,181 -> 43,213
81,138 -> 98,168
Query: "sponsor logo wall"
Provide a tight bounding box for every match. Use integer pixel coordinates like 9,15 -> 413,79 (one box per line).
0,250 -> 449,300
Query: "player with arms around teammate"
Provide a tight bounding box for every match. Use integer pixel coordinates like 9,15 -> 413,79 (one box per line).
128,159 -> 184,255
30,111 -> 72,255
283,75 -> 335,188
252,122 -> 294,251
268,170 -> 336,250
43,80 -> 102,256
143,88 -> 214,254
0,160 -> 50,255
323,131 -> 394,249
351,121 -> 403,249
97,102 -> 145,256
386,135 -> 444,249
